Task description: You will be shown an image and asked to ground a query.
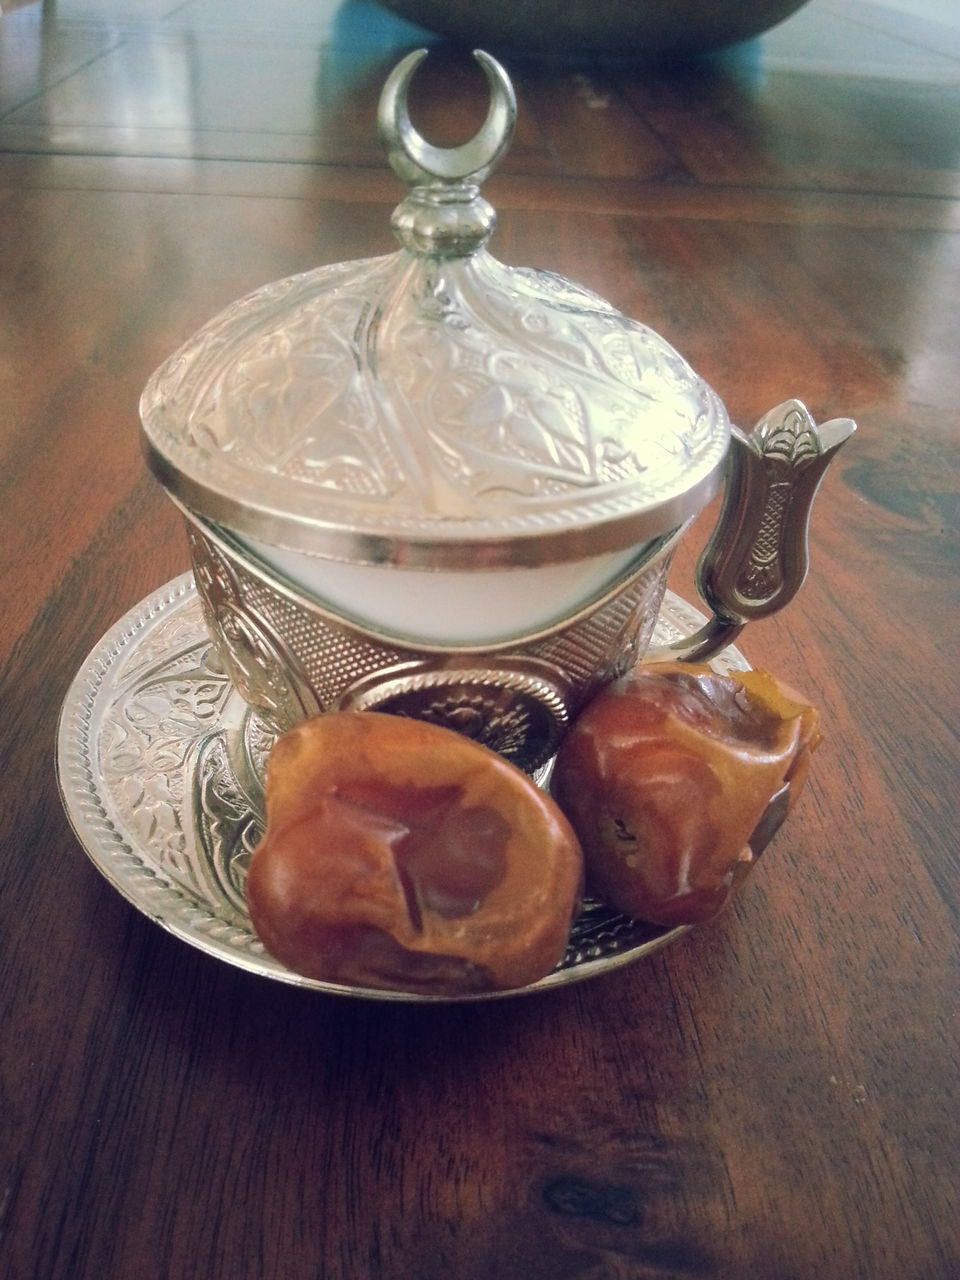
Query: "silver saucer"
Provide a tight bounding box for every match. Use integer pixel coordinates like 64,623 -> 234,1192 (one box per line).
56,574 -> 751,1003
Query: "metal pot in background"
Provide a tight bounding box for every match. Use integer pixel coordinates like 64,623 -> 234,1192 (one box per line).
375,1 -> 813,57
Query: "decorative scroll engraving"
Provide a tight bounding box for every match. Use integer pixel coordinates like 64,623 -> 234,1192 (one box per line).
753,402 -> 822,464
149,251 -> 723,519
186,520 -> 673,775
418,693 -> 536,759
99,612 -> 231,894
141,247 -> 727,550
561,899 -> 668,967
734,401 -> 826,604
188,525 -> 320,732
735,480 -> 792,600
95,591 -> 268,910
58,575 -> 753,1000
190,732 -> 263,922
340,663 -> 572,772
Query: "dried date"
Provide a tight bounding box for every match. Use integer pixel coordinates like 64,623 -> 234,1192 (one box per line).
551,662 -> 820,927
246,711 -> 583,995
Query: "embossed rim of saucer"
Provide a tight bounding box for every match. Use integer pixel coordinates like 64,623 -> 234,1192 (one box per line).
56,573 -> 750,1003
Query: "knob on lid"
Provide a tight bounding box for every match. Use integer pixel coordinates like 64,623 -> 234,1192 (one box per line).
140,50 -> 729,571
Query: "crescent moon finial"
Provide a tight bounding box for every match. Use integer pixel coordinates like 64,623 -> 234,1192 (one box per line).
378,48 -> 517,187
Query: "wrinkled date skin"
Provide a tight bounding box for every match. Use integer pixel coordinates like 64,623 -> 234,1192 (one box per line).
246,712 -> 584,995
552,662 -> 820,927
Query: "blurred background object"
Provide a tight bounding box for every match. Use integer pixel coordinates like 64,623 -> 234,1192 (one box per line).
375,0 -> 813,57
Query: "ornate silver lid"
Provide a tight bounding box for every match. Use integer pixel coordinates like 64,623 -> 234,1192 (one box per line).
140,49 -> 730,571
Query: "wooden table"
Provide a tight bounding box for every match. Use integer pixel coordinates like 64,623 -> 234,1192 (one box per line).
1,2 -> 957,1276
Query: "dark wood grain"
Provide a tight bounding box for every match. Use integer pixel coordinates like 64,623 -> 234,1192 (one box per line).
1,2 -> 958,1278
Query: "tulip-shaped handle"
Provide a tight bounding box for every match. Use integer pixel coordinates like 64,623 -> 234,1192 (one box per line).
650,399 -> 856,663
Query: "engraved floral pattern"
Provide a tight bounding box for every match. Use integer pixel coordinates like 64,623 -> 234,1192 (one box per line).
99,606 -> 235,893
188,524 -> 321,731
735,400 -> 824,603
141,243 -> 728,545
59,576 -> 752,998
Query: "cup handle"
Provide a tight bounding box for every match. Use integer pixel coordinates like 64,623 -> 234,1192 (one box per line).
646,399 -> 856,664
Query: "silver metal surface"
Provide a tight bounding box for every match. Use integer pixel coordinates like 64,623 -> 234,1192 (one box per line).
184,512 -> 680,774
140,50 -> 729,569
647,400 -> 857,663
56,575 -> 758,1004
747,781 -> 792,858
378,48 -> 516,189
